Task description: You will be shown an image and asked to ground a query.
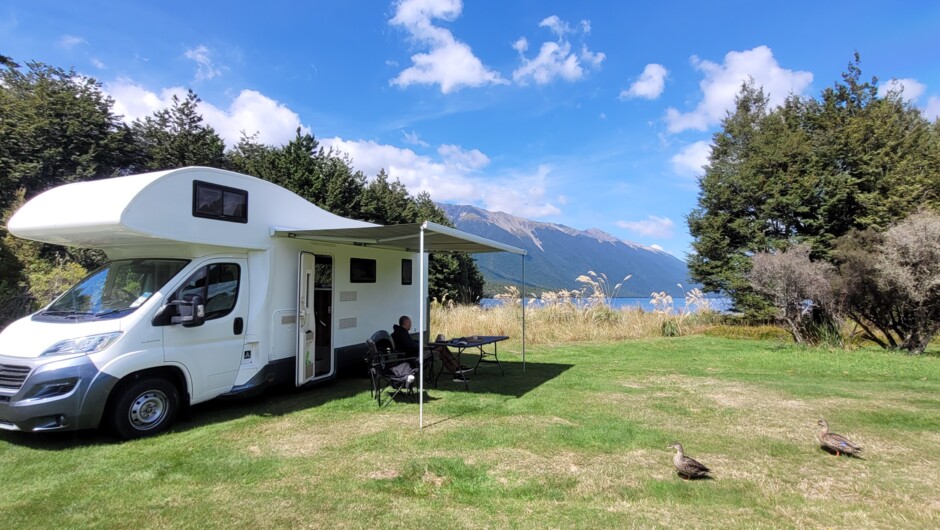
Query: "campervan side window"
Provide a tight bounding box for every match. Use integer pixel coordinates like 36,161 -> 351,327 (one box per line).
172,263 -> 241,320
401,259 -> 412,285
193,180 -> 248,223
350,258 -> 376,283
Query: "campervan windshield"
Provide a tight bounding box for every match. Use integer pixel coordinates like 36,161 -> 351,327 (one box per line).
35,258 -> 189,321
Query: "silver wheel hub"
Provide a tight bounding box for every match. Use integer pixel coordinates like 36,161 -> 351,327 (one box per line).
128,390 -> 168,430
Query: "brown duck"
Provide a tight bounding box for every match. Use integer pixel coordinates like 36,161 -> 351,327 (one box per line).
817,419 -> 863,456
667,442 -> 711,479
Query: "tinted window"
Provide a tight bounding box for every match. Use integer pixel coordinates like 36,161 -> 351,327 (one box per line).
173,263 -> 240,320
401,259 -> 412,285
350,258 -> 376,283
193,180 -> 248,223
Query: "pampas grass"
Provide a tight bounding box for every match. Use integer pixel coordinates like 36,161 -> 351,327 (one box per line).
430,284 -> 723,348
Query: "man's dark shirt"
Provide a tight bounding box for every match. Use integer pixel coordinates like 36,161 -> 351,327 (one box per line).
392,324 -> 419,355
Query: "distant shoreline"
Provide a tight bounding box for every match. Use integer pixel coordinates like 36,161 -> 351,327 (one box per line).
480,296 -> 732,314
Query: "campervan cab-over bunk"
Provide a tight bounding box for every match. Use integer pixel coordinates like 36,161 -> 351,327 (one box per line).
0,167 -> 428,439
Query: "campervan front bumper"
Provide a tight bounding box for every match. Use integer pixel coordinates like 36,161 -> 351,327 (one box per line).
0,355 -> 115,433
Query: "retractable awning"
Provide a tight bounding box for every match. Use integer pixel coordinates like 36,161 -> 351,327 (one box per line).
272,221 -> 527,428
271,221 -> 526,255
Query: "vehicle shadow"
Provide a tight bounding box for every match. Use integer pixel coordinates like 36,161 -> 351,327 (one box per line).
0,359 -> 573,449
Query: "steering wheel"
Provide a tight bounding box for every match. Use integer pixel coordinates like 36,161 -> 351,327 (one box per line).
114,288 -> 137,302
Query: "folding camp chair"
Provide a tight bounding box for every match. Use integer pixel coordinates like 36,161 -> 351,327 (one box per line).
365,338 -> 418,407
371,329 -> 434,385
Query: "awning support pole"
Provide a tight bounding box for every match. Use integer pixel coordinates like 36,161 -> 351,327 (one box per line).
522,254 -> 526,372
418,223 -> 426,429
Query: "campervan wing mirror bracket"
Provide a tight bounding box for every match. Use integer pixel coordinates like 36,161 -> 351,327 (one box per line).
167,295 -> 206,327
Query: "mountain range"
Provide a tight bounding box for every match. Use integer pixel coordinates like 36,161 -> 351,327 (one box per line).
438,204 -> 693,297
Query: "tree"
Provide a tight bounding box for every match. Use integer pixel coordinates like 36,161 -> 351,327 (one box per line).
226,132 -> 278,177
688,55 -> 939,319
132,89 -> 225,170
231,128 -> 366,217
1,190 -> 88,326
0,59 -> 137,211
360,169 -> 415,224
687,80 -> 776,317
0,58 -> 134,327
317,152 -> 366,218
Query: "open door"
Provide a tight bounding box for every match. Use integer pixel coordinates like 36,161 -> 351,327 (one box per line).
297,252 -> 334,385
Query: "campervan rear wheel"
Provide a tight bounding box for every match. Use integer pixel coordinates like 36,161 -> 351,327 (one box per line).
108,377 -> 179,440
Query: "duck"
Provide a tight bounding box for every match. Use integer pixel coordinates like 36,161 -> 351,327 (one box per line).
667,442 -> 711,479
817,419 -> 863,457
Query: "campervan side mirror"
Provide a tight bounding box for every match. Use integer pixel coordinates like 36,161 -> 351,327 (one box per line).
164,294 -> 206,327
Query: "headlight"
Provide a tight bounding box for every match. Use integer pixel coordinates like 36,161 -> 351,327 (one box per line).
41,332 -> 123,357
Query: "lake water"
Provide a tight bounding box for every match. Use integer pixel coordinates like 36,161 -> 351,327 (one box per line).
480,296 -> 733,314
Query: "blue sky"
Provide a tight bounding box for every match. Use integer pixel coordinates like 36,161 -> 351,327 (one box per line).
4,1 -> 939,258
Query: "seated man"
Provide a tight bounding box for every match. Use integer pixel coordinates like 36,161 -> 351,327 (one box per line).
392,315 -> 470,382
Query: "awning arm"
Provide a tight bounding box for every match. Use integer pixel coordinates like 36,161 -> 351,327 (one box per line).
422,221 -> 527,255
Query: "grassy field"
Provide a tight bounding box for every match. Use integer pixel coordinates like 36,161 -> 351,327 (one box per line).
2,336 -> 939,529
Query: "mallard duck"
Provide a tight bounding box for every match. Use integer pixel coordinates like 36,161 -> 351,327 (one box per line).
667,442 -> 711,479
817,419 -> 863,457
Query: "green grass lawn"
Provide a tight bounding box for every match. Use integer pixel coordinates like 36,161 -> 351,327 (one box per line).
3,337 -> 940,529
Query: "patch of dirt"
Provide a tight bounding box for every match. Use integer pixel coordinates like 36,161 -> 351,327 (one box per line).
235,413 -> 409,457
477,447 -> 673,496
422,471 -> 445,487
366,469 -> 400,480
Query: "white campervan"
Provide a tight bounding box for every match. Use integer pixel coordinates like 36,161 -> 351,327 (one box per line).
0,167 -> 434,438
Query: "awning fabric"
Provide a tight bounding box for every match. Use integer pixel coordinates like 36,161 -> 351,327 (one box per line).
271,221 -> 526,256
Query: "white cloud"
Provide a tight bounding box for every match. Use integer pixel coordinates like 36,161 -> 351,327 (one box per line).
512,15 -> 604,85
925,96 -> 940,121
200,90 -> 307,146
184,45 -> 221,81
59,34 -> 86,48
665,45 -> 813,133
539,15 -> 571,37
579,44 -> 605,69
878,78 -> 926,102
482,164 -> 561,218
649,243 -> 664,251
616,216 -> 675,238
671,140 -> 711,178
437,144 -> 489,171
105,79 -> 306,147
401,129 -> 429,147
90,57 -> 106,69
322,137 -> 560,218
620,63 -> 668,100
106,79 -> 172,122
389,0 -> 506,94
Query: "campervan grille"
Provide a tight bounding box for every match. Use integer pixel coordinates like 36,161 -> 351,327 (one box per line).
0,364 -> 31,390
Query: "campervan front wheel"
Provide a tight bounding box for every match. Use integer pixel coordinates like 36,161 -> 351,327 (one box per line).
107,377 -> 180,440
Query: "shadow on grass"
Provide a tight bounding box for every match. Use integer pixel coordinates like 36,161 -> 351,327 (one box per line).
676,473 -> 715,481
425,359 -> 573,397
819,445 -> 865,459
0,360 -> 572,449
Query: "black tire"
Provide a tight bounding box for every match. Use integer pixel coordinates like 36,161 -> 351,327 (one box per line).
107,377 -> 179,440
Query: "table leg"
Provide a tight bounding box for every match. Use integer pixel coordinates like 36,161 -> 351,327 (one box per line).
473,343 -> 504,375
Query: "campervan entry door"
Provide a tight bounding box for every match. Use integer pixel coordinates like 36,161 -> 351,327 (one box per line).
296,252 -> 334,385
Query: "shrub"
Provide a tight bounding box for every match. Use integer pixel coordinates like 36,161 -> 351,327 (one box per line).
747,244 -> 841,345
834,211 -> 940,354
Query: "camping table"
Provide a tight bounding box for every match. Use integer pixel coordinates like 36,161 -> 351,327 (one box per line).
428,335 -> 509,387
